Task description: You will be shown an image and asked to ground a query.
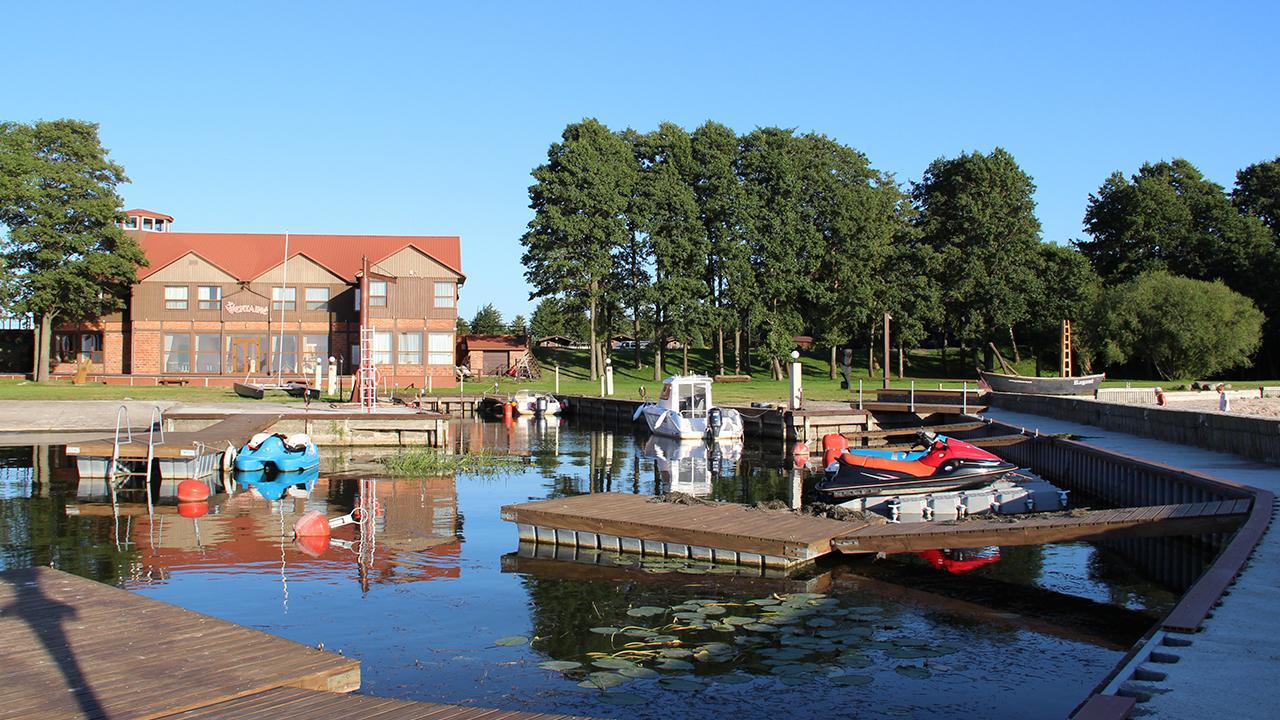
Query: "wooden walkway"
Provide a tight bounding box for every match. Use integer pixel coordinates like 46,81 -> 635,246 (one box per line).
502,492 -> 866,568
832,500 -> 1253,554
68,413 -> 280,460
0,566 -> 358,719
165,686 -> 589,720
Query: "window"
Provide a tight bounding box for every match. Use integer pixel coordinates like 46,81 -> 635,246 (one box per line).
124,216 -> 138,230
154,220 -> 166,232
195,334 -> 221,373
163,334 -> 190,372
164,286 -> 188,310
143,217 -> 154,230
305,287 -> 329,311
350,342 -> 360,367
433,281 -> 454,308
302,335 -> 329,368
52,333 -> 75,362
272,286 -> 296,311
398,332 -> 422,364
368,280 -> 387,307
271,335 -> 298,373
198,285 -> 221,310
428,333 -> 453,365
372,331 -> 392,365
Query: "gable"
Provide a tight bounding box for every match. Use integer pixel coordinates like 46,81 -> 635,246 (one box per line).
375,246 -> 463,279
142,252 -> 238,284
253,253 -> 348,284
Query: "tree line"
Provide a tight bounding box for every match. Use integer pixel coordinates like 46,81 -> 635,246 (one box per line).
521,118 -> 1280,381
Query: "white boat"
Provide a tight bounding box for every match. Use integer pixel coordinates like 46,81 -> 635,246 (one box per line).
512,389 -> 562,416
642,435 -> 742,497
635,375 -> 744,440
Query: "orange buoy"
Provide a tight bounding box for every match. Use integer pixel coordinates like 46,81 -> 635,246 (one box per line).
177,501 -> 208,519
792,441 -> 810,456
503,401 -> 514,422
293,510 -> 332,538
176,480 -> 210,502
294,533 -> 331,558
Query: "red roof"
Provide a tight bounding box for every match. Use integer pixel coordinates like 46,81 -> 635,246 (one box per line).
126,208 -> 175,221
463,335 -> 527,350
135,232 -> 463,282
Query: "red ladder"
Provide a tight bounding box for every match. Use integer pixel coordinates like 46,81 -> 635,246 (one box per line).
358,327 -> 378,412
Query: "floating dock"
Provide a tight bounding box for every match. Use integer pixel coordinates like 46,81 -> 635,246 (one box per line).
66,413 -> 281,481
0,567 -> 587,720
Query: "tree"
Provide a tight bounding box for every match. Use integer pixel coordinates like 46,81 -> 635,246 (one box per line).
1028,243 -> 1101,373
0,119 -> 146,382
521,119 -> 637,380
469,303 -> 505,335
1093,271 -> 1263,379
507,314 -> 529,338
1233,156 -> 1280,236
912,148 -> 1042,369
691,121 -> 750,374
455,316 -> 471,335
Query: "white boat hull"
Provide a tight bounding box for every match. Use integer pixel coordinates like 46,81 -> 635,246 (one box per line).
638,405 -> 744,440
512,394 -> 562,416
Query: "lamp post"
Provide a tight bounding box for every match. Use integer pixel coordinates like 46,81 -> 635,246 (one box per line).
789,350 -> 802,411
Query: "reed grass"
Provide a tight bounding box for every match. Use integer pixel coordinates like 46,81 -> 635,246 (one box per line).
379,448 -> 525,476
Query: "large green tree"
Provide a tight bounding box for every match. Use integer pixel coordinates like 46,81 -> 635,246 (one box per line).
1232,156 -> 1280,236
469,303 -> 505,335
912,148 -> 1042,369
0,119 -> 145,382
1093,271 -> 1263,379
1028,243 -> 1101,374
521,119 -> 637,380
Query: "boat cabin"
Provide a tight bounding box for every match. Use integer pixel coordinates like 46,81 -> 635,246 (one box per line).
659,376 -> 714,418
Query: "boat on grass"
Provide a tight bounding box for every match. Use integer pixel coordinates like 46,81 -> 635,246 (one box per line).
234,433 -> 319,473
234,381 -> 319,400
976,368 -> 1105,396
635,375 -> 744,440
815,430 -> 1016,500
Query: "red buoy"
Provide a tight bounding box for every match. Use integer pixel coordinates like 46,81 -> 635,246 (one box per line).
177,501 -> 208,519
503,402 -> 514,422
293,510 -> 332,538
792,441 -> 810,456
176,480 -> 210,502
294,533 -> 331,558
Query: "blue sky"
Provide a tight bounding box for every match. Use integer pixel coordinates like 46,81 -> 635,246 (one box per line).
5,1 -> 1277,321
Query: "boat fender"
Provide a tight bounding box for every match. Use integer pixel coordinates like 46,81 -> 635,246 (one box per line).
283,433 -> 312,451
632,404 -> 648,422
653,409 -> 670,429
176,480 -> 210,502
246,432 -> 272,450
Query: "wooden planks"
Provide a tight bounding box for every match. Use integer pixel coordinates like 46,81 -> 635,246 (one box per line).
69,413 -> 281,460
164,686 -> 592,720
503,492 -> 865,562
832,502 -> 1250,554
0,567 -> 359,720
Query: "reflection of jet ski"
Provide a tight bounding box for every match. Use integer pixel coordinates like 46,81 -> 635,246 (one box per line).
642,436 -> 741,497
238,465 -> 320,501
235,433 -> 319,473
816,431 -> 1016,500
918,547 -> 1001,574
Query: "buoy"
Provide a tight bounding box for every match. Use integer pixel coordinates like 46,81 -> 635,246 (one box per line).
792,441 -> 810,456
176,480 -> 210,502
177,501 -> 208,519
503,401 -> 514,422
294,533 -> 330,558
293,510 -> 332,538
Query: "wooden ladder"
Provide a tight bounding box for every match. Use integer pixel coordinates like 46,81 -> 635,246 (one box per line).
1061,319 -> 1073,378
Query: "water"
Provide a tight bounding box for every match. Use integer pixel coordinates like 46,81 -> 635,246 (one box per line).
0,419 -> 1183,719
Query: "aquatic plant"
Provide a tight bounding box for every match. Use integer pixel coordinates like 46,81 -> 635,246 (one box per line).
379,448 -> 525,476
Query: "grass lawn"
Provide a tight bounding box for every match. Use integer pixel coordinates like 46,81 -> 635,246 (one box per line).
0,379 -> 311,403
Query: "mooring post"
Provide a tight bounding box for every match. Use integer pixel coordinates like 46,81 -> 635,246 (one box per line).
857,379 -> 863,409
909,380 -> 915,412
789,350 -> 802,410
962,382 -> 968,414
605,358 -> 614,396
555,364 -> 560,394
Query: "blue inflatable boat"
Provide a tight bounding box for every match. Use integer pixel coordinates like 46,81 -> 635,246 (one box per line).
234,433 -> 319,473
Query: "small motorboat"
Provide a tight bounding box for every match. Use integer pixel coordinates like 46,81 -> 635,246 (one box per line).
977,368 -> 1105,396
234,433 -> 319,473
511,389 -> 561,416
635,375 -> 744,440
815,430 -> 1017,500
641,435 -> 742,497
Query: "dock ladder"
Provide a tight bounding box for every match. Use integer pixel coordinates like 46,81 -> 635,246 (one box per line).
107,405 -> 165,516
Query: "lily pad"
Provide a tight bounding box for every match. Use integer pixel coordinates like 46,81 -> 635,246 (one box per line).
623,628 -> 657,638
713,673 -> 753,684
895,664 -> 932,680
658,677 -> 705,691
589,626 -> 623,635
657,659 -> 695,671
494,635 -> 528,647
837,652 -> 873,668
598,692 -> 647,706
744,623 -> 779,633
593,658 -> 639,670
884,647 -> 937,659
627,606 -> 667,618
749,597 -> 781,606
538,660 -> 583,671
659,648 -> 694,659
831,674 -> 874,686
671,604 -> 700,612
580,671 -> 632,689
674,612 -> 704,621
787,593 -> 826,600
618,667 -> 661,679
697,605 -> 727,616
805,617 -> 837,628
648,634 -> 679,643
699,642 -> 734,654
712,623 -> 736,633
723,616 -> 755,626
778,675 -> 811,686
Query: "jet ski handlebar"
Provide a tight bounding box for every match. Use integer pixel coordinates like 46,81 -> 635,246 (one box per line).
915,429 -> 941,448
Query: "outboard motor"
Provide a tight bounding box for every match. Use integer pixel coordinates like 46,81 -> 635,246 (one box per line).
707,407 -> 723,438
536,395 -> 548,415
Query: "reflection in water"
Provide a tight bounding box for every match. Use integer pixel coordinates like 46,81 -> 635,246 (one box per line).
0,419 -> 1203,720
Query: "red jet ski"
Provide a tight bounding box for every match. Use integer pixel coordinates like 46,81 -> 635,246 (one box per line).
815,430 -> 1017,500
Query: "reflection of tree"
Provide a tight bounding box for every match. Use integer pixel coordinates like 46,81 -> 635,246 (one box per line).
519,574 -> 634,659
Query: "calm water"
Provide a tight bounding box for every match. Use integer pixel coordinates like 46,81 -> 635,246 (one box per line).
0,418 -> 1181,719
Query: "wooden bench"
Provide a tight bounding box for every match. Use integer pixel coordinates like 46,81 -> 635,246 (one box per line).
157,378 -> 190,386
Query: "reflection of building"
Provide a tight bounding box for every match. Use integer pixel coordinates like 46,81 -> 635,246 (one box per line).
43,209 -> 464,386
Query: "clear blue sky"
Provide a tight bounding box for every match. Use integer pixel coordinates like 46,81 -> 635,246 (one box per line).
6,1 -> 1277,321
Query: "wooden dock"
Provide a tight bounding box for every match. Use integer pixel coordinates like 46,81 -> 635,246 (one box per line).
68,413 -> 280,461
0,566 -> 358,719
0,567 -> 592,720
831,500 -> 1253,554
503,494 -> 1251,571
502,492 -> 866,569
